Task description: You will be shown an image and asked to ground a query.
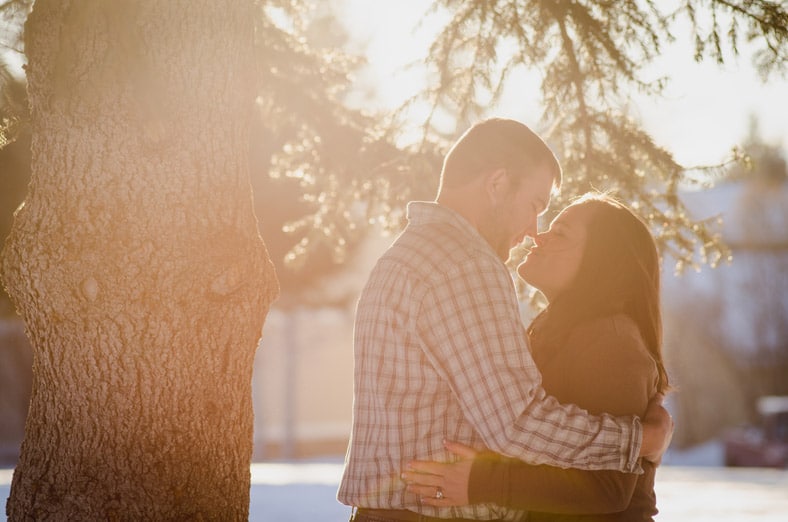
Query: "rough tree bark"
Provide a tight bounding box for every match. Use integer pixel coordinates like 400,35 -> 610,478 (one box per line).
1,0 -> 279,519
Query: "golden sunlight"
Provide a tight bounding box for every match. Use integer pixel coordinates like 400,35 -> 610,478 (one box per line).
337,0 -> 788,165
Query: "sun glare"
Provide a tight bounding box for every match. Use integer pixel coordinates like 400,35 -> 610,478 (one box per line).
336,0 -> 788,164
337,0 -> 451,143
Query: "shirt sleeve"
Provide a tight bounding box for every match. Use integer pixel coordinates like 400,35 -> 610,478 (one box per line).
466,315 -> 660,513
415,255 -> 642,472
468,452 -> 636,514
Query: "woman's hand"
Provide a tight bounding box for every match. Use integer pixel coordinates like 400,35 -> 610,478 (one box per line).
401,441 -> 478,507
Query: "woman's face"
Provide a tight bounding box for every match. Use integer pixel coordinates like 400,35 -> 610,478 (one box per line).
517,203 -> 592,301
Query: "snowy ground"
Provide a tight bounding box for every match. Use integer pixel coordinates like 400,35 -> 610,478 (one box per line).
2,444 -> 787,521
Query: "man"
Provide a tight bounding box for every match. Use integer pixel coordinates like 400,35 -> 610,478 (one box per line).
338,119 -> 672,522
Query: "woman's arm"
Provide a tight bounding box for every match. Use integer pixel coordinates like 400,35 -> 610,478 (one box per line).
404,441 -> 636,514
469,452 -> 637,514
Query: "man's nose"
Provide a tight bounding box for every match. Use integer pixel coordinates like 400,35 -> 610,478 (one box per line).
523,218 -> 538,241
533,232 -> 550,247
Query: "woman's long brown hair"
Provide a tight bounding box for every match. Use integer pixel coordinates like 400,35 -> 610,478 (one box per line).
528,193 -> 671,393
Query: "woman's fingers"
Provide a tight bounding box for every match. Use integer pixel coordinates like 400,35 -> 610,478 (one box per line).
402,458 -> 472,507
406,460 -> 448,476
416,496 -> 447,507
401,470 -> 441,487
405,483 -> 441,498
401,444 -> 477,508
443,440 -> 478,459
405,484 -> 455,507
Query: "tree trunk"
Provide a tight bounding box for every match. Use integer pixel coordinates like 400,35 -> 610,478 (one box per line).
1,1 -> 278,519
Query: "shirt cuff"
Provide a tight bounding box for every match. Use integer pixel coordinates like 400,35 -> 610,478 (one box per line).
624,416 -> 644,473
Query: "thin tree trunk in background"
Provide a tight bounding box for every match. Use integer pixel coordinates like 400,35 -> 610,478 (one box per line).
1,0 -> 278,519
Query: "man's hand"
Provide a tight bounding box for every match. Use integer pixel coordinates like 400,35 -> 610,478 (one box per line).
639,393 -> 674,464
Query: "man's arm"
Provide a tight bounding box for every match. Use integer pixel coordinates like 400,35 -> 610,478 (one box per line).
417,257 -> 642,472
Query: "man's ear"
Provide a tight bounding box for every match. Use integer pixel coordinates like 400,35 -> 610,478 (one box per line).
484,168 -> 509,205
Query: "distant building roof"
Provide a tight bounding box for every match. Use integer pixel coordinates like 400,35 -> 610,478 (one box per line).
663,179 -> 788,358
680,180 -> 788,248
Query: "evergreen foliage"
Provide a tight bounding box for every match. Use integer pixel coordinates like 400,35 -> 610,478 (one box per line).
1,0 -> 787,281
0,0 -> 27,148
411,0 -> 788,273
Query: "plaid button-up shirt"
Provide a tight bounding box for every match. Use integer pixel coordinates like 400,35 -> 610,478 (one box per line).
338,202 -> 642,520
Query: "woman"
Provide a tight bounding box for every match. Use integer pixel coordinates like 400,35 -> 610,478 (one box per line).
402,193 -> 670,521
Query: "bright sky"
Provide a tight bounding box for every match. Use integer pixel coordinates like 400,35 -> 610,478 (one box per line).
338,0 -> 788,167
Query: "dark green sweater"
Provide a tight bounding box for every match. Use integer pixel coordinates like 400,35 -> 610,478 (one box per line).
469,314 -> 659,521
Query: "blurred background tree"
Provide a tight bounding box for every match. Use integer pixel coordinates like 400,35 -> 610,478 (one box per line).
662,121 -> 788,446
403,0 -> 787,275
3,1 -> 786,306
1,0 -> 29,317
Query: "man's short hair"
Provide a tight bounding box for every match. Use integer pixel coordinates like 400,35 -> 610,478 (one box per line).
439,118 -> 562,193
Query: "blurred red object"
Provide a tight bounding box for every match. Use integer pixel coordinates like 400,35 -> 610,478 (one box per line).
723,396 -> 788,469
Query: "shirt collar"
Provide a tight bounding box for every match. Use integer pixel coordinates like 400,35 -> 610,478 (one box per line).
406,201 -> 491,252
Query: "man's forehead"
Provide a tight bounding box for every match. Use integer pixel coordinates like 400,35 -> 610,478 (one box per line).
536,194 -> 550,215
533,166 -> 555,211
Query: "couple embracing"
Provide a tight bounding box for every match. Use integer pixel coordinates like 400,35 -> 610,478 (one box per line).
338,118 -> 674,522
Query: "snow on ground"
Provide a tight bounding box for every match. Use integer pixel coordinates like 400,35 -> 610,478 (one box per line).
654,466 -> 788,522
3,448 -> 787,521
245,460 -> 788,522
